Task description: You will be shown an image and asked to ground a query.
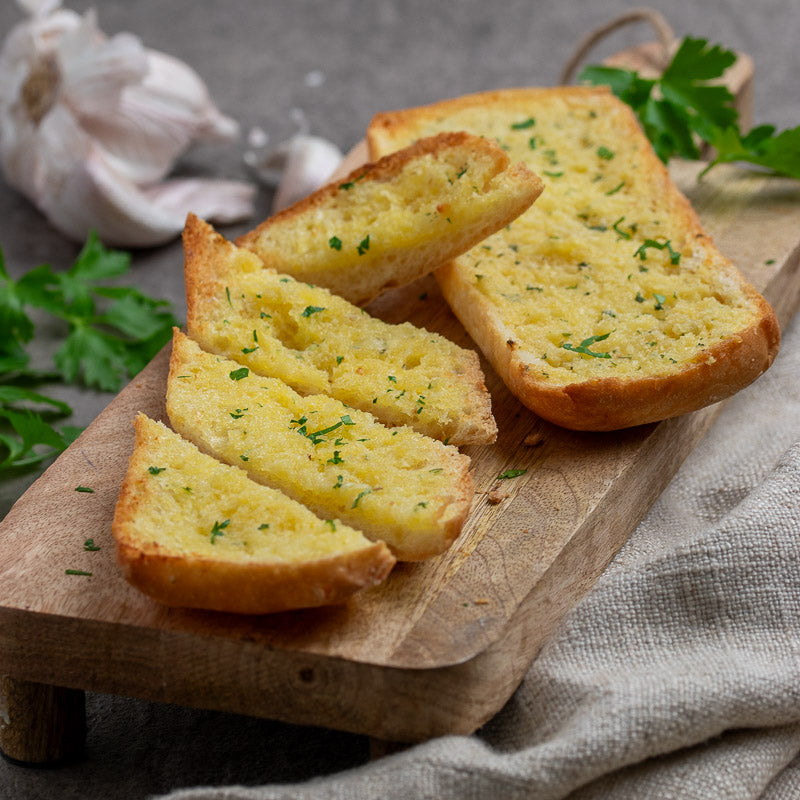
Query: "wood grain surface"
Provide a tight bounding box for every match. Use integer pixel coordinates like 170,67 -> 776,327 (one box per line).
0,159 -> 798,742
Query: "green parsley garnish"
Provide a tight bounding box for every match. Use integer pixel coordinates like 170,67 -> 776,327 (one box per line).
147,466 -> 166,475
357,235 -> 370,256
65,569 -> 92,576
325,519 -> 337,531
258,523 -> 270,530
579,36 -> 800,179
301,305 -> 325,318
83,538 -> 101,551
75,486 -> 94,493
498,469 -> 527,480
328,450 -> 344,465
210,519 -> 230,544
561,332 -> 612,358
597,146 -> 615,160
511,117 -> 536,130
329,236 -> 342,250
333,474 -> 343,489
634,239 -> 681,264
229,367 -> 249,381
352,488 -> 371,508
0,233 -> 177,473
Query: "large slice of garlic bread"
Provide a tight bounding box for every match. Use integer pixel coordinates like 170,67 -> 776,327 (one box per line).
367,87 -> 780,430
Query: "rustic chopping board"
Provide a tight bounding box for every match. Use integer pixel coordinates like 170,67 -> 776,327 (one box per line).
0,157 -> 799,745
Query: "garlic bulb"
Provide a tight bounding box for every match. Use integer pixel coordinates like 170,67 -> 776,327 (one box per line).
0,0 -> 255,247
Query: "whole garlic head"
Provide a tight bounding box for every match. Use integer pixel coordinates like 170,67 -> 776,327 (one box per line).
0,0 -> 255,247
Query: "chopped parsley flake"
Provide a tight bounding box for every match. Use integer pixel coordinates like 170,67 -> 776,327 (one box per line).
83,538 -> 101,551
357,235 -> 370,255
511,117 -> 536,129
258,523 -> 270,530
328,450 -> 344,465
352,488 -> 372,508
65,569 -> 92,576
329,235 -> 342,250
75,486 -> 94,493
301,305 -> 325,317
229,367 -> 249,381
634,239 -> 681,264
210,519 -> 230,544
597,146 -> 615,160
147,466 -> 166,475
498,469 -> 527,479
562,332 -> 612,358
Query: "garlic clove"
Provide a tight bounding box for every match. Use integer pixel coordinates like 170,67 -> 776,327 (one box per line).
36,143 -> 254,248
270,134 -> 343,212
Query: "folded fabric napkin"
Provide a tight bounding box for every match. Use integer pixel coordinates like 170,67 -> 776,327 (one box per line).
156,307 -> 800,799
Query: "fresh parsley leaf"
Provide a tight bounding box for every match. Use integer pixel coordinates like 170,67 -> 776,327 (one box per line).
301,305 -> 325,318
562,332 -> 612,359
498,469 -> 527,479
579,36 -> 800,179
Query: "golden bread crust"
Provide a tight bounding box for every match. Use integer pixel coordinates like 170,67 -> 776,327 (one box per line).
368,87 -> 780,430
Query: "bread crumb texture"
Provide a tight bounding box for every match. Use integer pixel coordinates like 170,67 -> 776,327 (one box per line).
184,215 -> 496,445
166,331 -> 473,561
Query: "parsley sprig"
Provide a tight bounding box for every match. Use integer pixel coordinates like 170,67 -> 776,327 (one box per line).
0,232 -> 178,473
579,36 -> 800,179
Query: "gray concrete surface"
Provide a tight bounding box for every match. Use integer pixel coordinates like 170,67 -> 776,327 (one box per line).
0,1 -> 797,797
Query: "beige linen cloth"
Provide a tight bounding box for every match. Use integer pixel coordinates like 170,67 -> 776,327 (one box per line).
156,309 -> 800,800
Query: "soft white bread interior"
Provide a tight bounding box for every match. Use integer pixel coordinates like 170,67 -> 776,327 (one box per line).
183,213 -> 496,445
235,131 -> 544,306
367,87 -> 781,431
112,414 -> 395,614
166,330 -> 474,561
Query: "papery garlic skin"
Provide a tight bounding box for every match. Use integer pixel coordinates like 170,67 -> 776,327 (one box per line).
0,1 -> 254,247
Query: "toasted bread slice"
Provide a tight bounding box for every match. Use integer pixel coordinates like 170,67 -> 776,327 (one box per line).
183,214 -> 496,445
367,87 -> 780,430
235,131 -> 543,306
166,331 -> 474,561
112,415 -> 395,614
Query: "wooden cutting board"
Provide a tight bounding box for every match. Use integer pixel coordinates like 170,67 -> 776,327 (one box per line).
0,158 -> 799,748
